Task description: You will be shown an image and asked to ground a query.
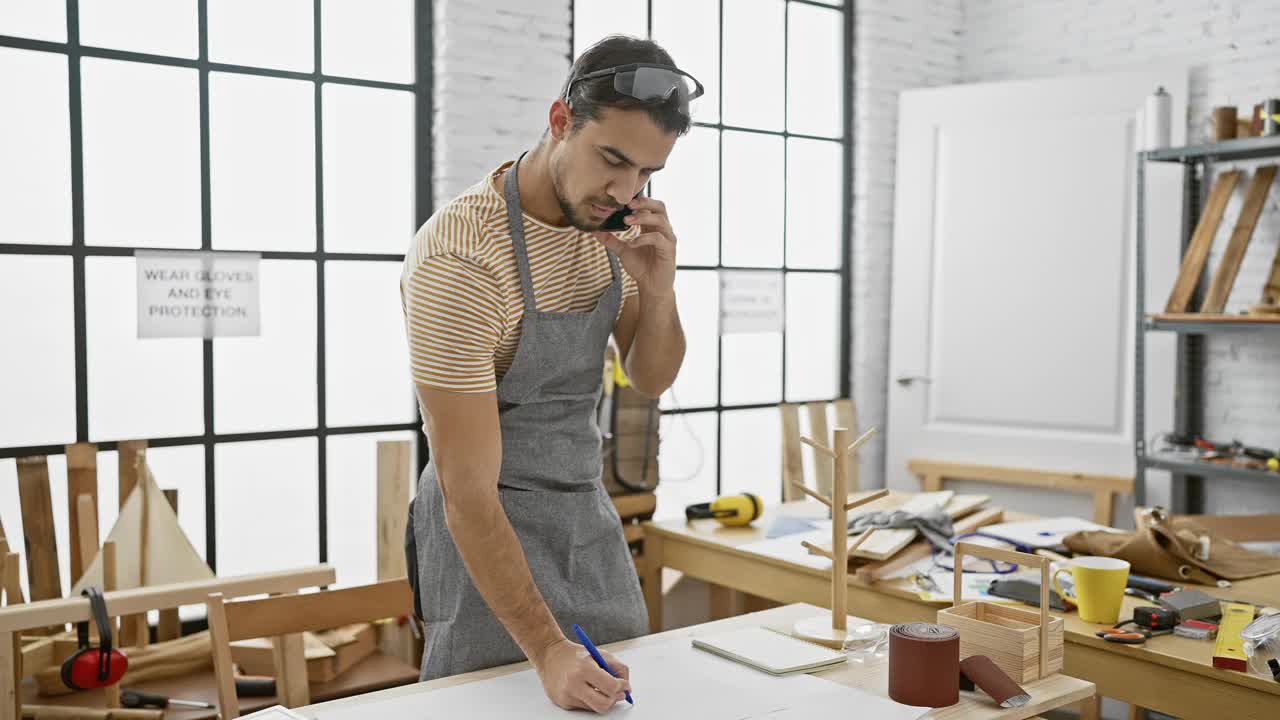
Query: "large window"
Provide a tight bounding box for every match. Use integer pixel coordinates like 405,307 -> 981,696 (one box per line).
573,0 -> 852,518
0,0 -> 429,595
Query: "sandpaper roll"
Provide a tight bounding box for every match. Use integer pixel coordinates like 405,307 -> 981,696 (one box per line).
960,655 -> 1031,708
888,623 -> 959,707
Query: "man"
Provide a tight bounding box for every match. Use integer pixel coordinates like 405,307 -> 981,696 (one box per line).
400,35 -> 695,713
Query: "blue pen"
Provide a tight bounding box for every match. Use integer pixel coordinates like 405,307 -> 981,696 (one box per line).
572,623 -> 633,705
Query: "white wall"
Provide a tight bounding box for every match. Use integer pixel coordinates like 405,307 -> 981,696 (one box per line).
852,0 -> 964,486
433,0 -> 570,207
958,0 -> 1280,514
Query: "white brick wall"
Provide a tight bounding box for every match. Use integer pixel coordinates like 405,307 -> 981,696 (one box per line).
433,0 -> 570,206
852,0 -> 964,486
958,0 -> 1280,513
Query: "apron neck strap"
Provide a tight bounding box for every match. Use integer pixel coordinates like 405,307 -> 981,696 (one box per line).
502,152 -> 538,314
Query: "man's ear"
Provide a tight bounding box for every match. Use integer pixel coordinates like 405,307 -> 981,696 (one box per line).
548,98 -> 573,142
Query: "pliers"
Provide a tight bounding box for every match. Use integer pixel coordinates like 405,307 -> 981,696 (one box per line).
1097,627 -> 1148,644
1096,620 -> 1155,645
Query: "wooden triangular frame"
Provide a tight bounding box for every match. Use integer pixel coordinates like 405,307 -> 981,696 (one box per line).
72,461 -> 213,594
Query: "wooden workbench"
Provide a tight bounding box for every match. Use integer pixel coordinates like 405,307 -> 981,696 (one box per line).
640,499 -> 1280,720
296,603 -> 1093,719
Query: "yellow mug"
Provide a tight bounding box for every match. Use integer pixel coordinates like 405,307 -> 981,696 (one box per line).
1052,556 -> 1130,624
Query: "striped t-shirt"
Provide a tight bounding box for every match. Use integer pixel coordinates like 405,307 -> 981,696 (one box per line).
400,160 -> 640,393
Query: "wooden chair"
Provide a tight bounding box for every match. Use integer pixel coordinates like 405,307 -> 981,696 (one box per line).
207,578 -> 416,718
781,399 -> 860,501
908,460 -> 1134,527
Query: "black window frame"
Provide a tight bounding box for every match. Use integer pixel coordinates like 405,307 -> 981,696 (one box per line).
570,0 -> 855,497
0,0 -> 435,573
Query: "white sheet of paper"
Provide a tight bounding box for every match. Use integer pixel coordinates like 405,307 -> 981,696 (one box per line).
738,529 -> 833,570
313,638 -> 912,720
980,516 -> 1122,548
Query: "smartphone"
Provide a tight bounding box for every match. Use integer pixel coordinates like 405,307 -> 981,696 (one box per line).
602,206 -> 632,232
602,188 -> 645,232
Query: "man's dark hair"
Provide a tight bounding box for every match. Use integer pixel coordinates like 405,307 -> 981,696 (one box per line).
560,35 -> 692,136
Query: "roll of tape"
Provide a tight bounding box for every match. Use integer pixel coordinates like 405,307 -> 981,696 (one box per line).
888,623 -> 960,707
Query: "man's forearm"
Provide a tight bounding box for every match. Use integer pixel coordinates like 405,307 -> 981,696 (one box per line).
625,289 -> 685,397
443,484 -> 565,664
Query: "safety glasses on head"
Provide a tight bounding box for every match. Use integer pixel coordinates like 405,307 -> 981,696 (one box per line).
566,63 -> 705,117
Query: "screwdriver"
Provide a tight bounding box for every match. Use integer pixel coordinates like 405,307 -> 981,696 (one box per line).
120,688 -> 215,709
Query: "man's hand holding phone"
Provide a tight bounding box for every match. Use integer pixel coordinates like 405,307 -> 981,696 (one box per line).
593,196 -> 676,297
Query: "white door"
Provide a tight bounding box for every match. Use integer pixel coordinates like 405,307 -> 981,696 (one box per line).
886,70 -> 1184,516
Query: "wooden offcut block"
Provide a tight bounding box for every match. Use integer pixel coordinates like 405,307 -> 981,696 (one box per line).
15,458 -> 61,602
376,441 -> 412,582
64,443 -> 98,585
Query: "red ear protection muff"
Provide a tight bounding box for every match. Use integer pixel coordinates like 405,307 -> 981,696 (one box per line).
61,586 -> 128,691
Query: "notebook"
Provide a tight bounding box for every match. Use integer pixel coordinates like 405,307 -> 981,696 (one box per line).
691,627 -> 848,676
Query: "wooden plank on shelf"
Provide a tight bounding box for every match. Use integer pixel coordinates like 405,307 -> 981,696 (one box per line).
64,443 -> 97,585
15,457 -> 61,603
1152,312 -> 1280,324
1165,169 -> 1240,312
1256,220 -> 1280,308
1201,165 -> 1277,313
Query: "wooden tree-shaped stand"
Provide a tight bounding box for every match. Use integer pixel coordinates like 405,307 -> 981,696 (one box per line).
789,427 -> 887,648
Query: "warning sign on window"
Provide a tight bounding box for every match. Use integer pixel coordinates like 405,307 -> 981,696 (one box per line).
719,270 -> 784,335
135,250 -> 261,339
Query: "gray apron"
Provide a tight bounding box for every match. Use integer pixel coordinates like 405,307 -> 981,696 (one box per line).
405,153 -> 649,681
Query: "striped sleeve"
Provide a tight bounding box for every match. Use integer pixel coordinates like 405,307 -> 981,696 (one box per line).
403,252 -> 505,393
621,267 -> 638,302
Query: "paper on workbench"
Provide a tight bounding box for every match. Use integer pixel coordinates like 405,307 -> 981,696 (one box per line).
762,694 -> 931,720
765,515 -> 818,538
738,528 -> 833,570
312,637 -> 894,719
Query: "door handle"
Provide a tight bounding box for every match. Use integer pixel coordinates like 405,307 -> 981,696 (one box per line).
895,376 -> 931,388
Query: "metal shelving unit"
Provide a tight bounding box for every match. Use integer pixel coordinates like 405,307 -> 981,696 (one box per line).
1135,134 -> 1280,508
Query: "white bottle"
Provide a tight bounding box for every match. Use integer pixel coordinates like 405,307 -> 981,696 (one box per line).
1144,87 -> 1172,150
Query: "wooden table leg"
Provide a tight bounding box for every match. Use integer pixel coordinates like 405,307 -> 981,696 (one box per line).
1077,696 -> 1101,720
641,533 -> 664,633
709,585 -> 741,620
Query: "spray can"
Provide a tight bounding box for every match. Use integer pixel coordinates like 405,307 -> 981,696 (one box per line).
1145,87 -> 1172,149
1263,99 -> 1280,136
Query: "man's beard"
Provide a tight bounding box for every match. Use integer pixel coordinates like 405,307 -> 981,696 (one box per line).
551,154 -> 612,232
